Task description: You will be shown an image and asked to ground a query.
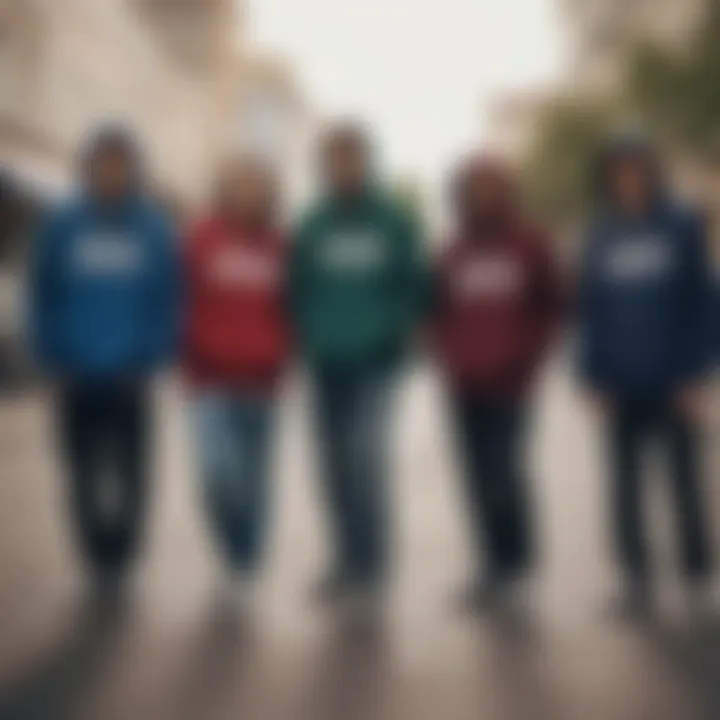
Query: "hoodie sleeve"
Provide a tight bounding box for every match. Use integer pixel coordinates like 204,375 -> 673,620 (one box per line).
287,215 -> 312,330
712,274 -> 720,367
392,209 -> 428,338
29,210 -> 65,372
525,229 -> 565,364
676,210 -> 712,383
576,227 -> 604,389
140,213 -> 182,370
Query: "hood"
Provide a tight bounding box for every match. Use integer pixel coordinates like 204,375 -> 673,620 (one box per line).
450,153 -> 519,238
319,121 -> 378,207
77,122 -> 144,204
592,130 -> 667,214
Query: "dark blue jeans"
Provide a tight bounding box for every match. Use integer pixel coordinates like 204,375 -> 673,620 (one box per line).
608,394 -> 711,582
452,394 -> 533,580
191,392 -> 275,572
313,368 -> 395,584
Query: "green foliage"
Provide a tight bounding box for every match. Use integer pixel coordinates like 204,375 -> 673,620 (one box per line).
521,100 -> 616,222
626,0 -> 720,161
521,0 -> 720,223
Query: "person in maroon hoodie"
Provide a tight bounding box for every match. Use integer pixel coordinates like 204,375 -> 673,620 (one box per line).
184,155 -> 290,585
433,154 -> 564,610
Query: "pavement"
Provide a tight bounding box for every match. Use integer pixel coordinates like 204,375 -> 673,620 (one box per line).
1,363 -> 720,720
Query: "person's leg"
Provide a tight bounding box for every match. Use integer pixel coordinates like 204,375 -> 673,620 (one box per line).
343,371 -> 394,586
313,371 -> 356,584
662,402 -> 712,582
451,394 -> 499,577
488,401 -> 533,580
108,381 -> 151,573
56,383 -> 111,573
226,395 -> 275,571
190,392 -> 242,570
607,398 -> 651,592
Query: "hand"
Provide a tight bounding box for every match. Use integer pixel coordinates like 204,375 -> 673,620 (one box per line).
673,385 -> 708,424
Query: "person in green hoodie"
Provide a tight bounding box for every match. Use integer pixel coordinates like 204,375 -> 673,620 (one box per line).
290,122 -> 425,601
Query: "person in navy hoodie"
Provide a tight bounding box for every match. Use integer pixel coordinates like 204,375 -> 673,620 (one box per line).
31,123 -> 180,580
578,133 -> 713,615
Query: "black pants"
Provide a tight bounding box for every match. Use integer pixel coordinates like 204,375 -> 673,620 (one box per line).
608,395 -> 711,582
452,394 -> 532,579
57,381 -> 150,575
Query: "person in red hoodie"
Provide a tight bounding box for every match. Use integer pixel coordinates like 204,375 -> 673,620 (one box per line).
433,154 -> 564,610
184,155 -> 290,584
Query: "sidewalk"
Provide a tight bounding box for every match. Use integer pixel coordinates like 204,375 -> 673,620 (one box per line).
0,365 -> 718,720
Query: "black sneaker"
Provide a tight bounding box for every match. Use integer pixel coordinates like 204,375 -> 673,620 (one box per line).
454,574 -> 508,615
310,568 -> 356,606
605,581 -> 652,622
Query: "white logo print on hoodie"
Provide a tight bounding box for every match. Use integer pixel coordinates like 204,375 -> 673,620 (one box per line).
74,232 -> 145,275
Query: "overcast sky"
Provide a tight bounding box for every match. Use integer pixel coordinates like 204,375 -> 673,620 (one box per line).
246,0 -> 567,191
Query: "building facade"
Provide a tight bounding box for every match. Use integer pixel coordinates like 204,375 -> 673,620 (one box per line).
0,0 -> 242,202
222,53 -> 315,212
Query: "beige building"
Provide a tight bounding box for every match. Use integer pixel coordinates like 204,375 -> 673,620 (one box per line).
221,53 -> 316,212
0,0 -> 243,202
565,0 -> 706,92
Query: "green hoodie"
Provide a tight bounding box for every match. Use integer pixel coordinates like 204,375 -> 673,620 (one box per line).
290,190 -> 425,371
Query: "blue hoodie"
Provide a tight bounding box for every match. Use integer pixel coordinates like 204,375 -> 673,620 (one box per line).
30,196 -> 180,379
578,198 -> 711,395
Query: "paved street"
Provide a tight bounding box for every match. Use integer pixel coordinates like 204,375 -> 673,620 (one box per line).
1,363 -> 720,720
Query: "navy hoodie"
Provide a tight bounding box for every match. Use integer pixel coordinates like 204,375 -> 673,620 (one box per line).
578,141 -> 711,394
30,196 -> 180,379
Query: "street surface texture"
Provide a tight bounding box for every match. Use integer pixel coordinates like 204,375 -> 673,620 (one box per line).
1,362 -> 720,720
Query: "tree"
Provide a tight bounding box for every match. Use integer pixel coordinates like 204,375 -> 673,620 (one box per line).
521,0 -> 720,224
520,100 -> 617,222
626,0 -> 720,163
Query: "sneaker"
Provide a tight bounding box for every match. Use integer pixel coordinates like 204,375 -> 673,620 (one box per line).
339,581 -> 386,619
605,580 -> 652,622
685,577 -> 716,622
310,568 -> 356,606
454,574 -> 508,615
218,568 -> 259,611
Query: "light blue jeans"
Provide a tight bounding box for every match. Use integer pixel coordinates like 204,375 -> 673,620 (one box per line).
190,391 -> 275,571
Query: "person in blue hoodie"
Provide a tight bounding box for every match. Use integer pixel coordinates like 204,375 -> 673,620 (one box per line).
30,124 -> 180,580
578,132 -> 713,615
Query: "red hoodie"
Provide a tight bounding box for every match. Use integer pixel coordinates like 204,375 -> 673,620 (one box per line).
183,217 -> 291,391
433,158 -> 564,397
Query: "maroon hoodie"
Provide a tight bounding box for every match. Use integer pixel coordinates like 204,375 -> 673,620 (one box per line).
183,216 -> 291,391
433,157 -> 564,397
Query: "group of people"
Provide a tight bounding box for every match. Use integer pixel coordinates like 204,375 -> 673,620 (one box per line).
29,120 -> 715,615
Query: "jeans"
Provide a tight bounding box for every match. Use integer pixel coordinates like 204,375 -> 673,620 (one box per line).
452,394 -> 533,579
607,394 -> 711,582
313,368 -> 395,584
190,392 -> 275,571
57,381 -> 150,574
